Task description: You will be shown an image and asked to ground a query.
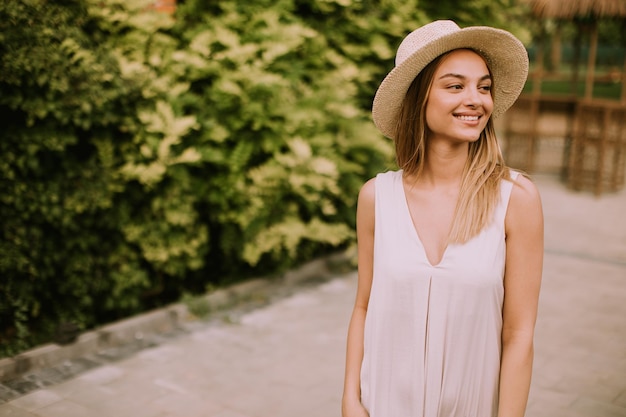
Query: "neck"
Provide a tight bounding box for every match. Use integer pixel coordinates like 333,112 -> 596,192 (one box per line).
410,140 -> 469,189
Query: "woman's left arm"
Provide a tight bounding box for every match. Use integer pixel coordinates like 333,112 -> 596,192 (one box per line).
498,175 -> 544,417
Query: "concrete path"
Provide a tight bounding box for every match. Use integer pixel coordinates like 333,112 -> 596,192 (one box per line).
0,174 -> 625,417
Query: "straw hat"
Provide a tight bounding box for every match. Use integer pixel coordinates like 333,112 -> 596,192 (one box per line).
372,20 -> 529,139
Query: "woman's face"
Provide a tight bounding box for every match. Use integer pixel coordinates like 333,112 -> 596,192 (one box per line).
425,49 -> 493,144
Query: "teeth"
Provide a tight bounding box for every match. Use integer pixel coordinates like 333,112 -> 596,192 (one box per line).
456,115 -> 479,121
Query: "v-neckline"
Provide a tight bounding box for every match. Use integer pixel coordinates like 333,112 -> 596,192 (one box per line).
399,174 -> 450,268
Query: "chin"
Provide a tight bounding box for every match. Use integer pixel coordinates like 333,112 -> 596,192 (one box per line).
457,133 -> 482,143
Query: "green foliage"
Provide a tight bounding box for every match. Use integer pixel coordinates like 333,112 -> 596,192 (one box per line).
172,1 -> 395,271
0,0 -> 393,356
0,0 -> 207,355
293,0 -> 429,108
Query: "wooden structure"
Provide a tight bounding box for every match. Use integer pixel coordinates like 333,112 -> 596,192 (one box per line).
502,0 -> 626,195
527,0 -> 626,101
568,100 -> 626,194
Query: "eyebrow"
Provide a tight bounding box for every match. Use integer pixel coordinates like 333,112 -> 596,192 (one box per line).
438,73 -> 492,81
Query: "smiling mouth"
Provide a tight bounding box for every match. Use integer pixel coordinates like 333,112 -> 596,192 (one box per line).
454,114 -> 480,121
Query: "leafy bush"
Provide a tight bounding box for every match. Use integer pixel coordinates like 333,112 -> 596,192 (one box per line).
0,0 -> 394,356
0,0 -> 153,354
170,0 -> 400,268
0,0 -> 219,355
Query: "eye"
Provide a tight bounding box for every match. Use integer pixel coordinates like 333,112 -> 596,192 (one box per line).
447,84 -> 463,90
479,84 -> 492,92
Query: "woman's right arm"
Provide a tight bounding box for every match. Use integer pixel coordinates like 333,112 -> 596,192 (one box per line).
342,178 -> 376,417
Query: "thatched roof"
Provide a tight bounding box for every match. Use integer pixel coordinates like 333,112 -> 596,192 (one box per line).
526,0 -> 626,19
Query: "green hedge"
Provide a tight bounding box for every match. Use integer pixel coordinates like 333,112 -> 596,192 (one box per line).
0,0 -> 396,356
0,0 -> 527,356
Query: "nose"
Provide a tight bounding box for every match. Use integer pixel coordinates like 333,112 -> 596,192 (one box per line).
463,86 -> 482,107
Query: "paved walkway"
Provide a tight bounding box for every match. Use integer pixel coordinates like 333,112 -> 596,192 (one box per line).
1,174 -> 625,417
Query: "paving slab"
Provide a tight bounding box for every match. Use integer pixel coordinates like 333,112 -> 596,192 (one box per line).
0,174 -> 624,417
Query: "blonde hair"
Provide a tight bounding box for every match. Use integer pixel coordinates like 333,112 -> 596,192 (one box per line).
394,50 -> 511,244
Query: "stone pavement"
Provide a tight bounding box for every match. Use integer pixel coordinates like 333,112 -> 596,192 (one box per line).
0,174 -> 625,417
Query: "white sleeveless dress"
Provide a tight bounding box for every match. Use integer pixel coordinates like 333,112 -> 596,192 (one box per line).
360,170 -> 518,417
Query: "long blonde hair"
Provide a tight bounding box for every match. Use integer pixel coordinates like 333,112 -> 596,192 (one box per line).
394,50 -> 511,243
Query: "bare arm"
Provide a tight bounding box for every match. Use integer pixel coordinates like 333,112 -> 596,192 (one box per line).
498,175 -> 544,417
342,178 -> 376,417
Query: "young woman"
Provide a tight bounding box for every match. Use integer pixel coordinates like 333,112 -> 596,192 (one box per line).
342,21 -> 543,417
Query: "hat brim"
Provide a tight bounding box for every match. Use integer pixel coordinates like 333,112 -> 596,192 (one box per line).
372,26 -> 529,139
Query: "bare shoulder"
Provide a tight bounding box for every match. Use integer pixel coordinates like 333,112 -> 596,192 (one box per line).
357,177 -> 377,231
358,177 -> 377,204
506,174 -> 543,232
510,174 -> 542,209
